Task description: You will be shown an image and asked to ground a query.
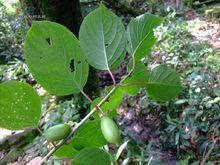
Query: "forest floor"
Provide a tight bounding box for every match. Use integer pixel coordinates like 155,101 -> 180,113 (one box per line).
116,9 -> 220,164
185,10 -> 220,50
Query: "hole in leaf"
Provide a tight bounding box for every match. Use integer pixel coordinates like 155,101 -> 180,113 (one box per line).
105,43 -> 109,47
70,59 -> 75,72
45,37 -> 51,45
77,61 -> 81,64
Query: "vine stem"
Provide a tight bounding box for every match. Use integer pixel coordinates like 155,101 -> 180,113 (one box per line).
200,124 -> 220,165
80,89 -> 105,115
37,56 -> 136,165
108,69 -> 116,85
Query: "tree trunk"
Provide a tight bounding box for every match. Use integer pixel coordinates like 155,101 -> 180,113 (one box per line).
21,0 -> 82,35
36,0 -> 100,98
39,0 -> 83,37
0,0 -> 100,163
21,0 -> 100,97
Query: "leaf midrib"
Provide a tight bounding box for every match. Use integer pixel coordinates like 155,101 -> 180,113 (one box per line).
100,9 -> 110,71
132,21 -> 154,56
124,81 -> 181,87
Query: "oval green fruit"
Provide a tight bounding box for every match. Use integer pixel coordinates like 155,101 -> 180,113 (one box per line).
44,124 -> 71,141
101,116 -> 121,145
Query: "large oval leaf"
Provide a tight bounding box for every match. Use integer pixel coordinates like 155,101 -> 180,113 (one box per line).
24,21 -> 89,96
122,64 -> 181,101
0,81 -> 41,130
72,120 -> 107,150
79,5 -> 126,70
127,13 -> 163,60
54,143 -> 78,158
146,64 -> 181,101
72,148 -> 111,165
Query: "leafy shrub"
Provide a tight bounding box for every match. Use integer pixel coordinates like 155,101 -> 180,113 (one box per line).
0,4 -> 183,164
0,2 -> 28,82
153,12 -> 220,163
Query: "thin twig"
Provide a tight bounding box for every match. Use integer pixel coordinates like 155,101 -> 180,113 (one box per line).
80,89 -> 104,115
201,125 -> 220,165
147,156 -> 153,165
19,0 -> 33,26
108,69 -> 116,85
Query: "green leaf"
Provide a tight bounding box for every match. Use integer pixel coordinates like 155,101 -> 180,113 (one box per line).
54,143 -> 78,158
115,140 -> 129,161
72,148 -> 111,165
122,64 -> 181,101
90,86 -> 123,118
54,120 -> 108,158
127,13 -> 163,60
72,120 -> 107,150
122,62 -> 149,95
24,21 -> 89,96
79,5 -> 126,70
0,81 -> 41,130
146,64 -> 181,101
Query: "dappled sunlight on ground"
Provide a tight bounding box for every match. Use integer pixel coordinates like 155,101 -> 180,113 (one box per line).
187,17 -> 220,50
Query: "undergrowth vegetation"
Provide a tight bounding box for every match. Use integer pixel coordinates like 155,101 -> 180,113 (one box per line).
153,12 -> 220,164
0,0 -> 219,164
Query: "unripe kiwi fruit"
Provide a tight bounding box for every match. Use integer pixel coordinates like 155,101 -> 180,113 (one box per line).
44,124 -> 71,142
100,115 -> 121,145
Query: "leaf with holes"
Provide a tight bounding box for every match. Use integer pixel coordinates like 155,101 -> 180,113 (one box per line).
0,81 -> 41,130
146,64 -> 181,101
72,120 -> 107,150
127,13 -> 163,60
72,148 -> 111,165
79,5 -> 126,70
24,21 -> 89,96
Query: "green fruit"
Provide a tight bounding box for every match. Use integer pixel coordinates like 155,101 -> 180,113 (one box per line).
100,115 -> 121,145
44,124 -> 71,141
